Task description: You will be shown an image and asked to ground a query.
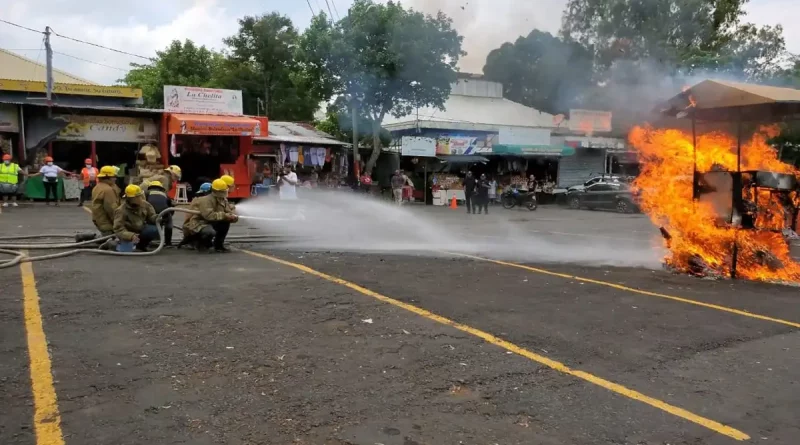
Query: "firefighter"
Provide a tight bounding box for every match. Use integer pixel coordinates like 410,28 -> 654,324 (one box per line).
0,154 -> 24,208
220,174 -> 236,212
114,184 -> 158,252
145,180 -> 174,247
91,166 -> 122,237
182,178 -> 238,253
195,182 -> 212,198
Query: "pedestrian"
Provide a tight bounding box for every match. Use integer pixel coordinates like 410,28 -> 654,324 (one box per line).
91,166 -> 122,249
0,154 -> 24,208
114,184 -> 159,252
390,169 -> 412,205
278,165 -> 298,200
145,180 -> 174,247
488,177 -> 498,204
78,159 -> 98,207
463,171 -> 476,214
476,173 -> 490,215
181,179 -> 238,253
31,157 -> 71,206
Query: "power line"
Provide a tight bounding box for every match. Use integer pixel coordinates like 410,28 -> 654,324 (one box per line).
50,29 -> 153,61
305,0 -> 316,16
323,0 -> 336,20
0,18 -> 43,34
330,0 -> 341,20
54,51 -> 129,72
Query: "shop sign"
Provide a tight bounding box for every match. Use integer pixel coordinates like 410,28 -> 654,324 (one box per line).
493,144 -> 575,156
401,136 -> 436,157
169,115 -> 260,136
568,109 -> 612,134
0,79 -> 142,98
435,136 -> 491,155
164,85 -> 243,116
0,104 -> 20,132
55,115 -> 158,142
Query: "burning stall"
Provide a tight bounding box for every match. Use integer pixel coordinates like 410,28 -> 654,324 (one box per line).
634,80 -> 800,282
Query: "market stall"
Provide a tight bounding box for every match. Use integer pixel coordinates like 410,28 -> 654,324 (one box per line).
430,155 -> 490,205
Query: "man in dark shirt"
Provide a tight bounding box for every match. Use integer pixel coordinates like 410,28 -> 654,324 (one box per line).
463,171 -> 476,214
145,180 -> 174,246
476,174 -> 490,215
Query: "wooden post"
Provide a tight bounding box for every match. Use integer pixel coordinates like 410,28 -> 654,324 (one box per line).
47,141 -> 53,157
160,113 -> 169,166
90,140 -> 97,165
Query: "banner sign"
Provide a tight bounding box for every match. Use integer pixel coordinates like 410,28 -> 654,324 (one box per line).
493,144 -> 575,156
401,136 -> 436,157
0,79 -> 141,98
164,85 -> 243,116
568,109 -> 613,134
0,104 -> 20,132
55,115 -> 158,142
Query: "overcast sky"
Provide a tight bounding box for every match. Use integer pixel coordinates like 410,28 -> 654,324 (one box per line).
1,0 -> 797,85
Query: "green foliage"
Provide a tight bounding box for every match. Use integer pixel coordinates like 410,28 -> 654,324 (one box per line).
482,30 -> 594,114
302,0 -> 464,173
121,40 -> 223,108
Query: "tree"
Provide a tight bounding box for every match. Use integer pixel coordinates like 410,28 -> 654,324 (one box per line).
223,13 -> 324,120
122,40 -> 223,108
482,30 -> 594,114
302,1 -> 464,174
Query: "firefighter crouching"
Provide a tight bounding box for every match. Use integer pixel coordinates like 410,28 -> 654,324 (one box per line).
114,184 -> 159,252
181,178 -> 238,253
90,166 -> 122,249
145,180 -> 174,247
220,174 -> 236,212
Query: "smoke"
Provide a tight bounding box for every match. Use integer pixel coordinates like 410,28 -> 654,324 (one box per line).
397,0 -> 567,73
236,190 -> 663,268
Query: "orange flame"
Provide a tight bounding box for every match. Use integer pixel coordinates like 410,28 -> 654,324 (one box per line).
629,125 -> 800,282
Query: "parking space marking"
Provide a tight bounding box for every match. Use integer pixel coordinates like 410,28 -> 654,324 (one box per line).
20,257 -> 66,445
240,248 -> 750,441
450,252 -> 800,329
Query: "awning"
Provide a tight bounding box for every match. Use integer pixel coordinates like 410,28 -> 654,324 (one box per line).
492,144 -> 575,156
168,113 -> 261,136
437,155 -> 490,163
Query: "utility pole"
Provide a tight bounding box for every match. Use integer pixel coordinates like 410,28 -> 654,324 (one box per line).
44,26 -> 54,117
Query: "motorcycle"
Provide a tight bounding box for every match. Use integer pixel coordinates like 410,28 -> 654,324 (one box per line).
501,188 -> 538,211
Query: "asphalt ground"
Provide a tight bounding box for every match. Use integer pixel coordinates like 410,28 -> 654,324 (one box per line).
1,202 -> 799,445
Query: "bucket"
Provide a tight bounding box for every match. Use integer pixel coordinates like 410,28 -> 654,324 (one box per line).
116,241 -> 135,252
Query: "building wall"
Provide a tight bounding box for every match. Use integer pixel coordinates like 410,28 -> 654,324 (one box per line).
450,78 -> 503,98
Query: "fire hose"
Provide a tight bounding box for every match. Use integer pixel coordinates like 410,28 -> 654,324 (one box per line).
0,208 -> 293,269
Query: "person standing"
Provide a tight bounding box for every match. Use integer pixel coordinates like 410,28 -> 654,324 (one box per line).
0,154 -> 24,208
390,169 -> 411,205
78,159 -> 98,207
488,176 -> 498,204
278,165 -> 298,200
32,157 -> 71,206
476,173 -> 490,215
463,171 -> 476,214
91,166 -> 122,248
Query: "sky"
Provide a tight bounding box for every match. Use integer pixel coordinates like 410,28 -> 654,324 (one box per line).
1,0 -> 798,85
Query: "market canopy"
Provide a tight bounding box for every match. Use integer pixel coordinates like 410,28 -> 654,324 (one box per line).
437,155 -> 489,163
168,114 -> 261,136
656,79 -> 800,122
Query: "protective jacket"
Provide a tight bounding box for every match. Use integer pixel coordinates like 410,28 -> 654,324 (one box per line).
91,181 -> 121,233
113,201 -> 157,242
183,194 -> 229,235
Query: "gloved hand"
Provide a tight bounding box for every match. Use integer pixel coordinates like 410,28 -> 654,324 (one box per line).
227,214 -> 239,222
131,235 -> 140,244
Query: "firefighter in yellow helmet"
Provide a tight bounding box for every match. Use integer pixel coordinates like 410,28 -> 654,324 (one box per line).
90,166 -> 122,240
220,174 -> 236,212
113,184 -> 159,252
181,178 -> 238,252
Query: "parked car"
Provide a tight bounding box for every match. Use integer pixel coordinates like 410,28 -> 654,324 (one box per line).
566,174 -> 623,194
568,182 -> 640,213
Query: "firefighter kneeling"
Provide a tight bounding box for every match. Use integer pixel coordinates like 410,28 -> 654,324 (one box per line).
114,184 -> 159,252
181,178 -> 238,253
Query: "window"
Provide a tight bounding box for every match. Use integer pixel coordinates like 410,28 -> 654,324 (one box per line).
589,184 -> 614,192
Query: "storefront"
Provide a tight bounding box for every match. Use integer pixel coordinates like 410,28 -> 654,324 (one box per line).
161,112 -> 266,199
250,121 -> 351,196
0,104 -> 21,159
553,136 -> 627,188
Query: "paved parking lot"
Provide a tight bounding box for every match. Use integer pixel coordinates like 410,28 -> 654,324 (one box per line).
1,203 -> 799,444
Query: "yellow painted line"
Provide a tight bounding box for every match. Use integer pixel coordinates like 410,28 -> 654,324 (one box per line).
20,255 -> 66,445
239,248 -> 750,441
450,252 -> 800,330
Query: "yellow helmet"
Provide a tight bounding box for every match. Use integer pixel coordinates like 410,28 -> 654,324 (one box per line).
221,174 -> 235,187
124,184 -> 144,198
148,180 -> 164,189
166,165 -> 182,179
97,166 -> 117,178
211,178 -> 229,191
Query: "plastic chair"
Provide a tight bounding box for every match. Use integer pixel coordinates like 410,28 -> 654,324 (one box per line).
175,183 -> 189,204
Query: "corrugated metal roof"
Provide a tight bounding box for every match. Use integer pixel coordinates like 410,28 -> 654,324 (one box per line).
0,48 -> 97,85
659,79 -> 800,115
254,121 -> 350,146
382,94 -> 555,131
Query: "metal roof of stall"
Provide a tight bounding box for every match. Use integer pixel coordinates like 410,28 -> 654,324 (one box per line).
254,121 -> 351,146
656,79 -> 800,122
